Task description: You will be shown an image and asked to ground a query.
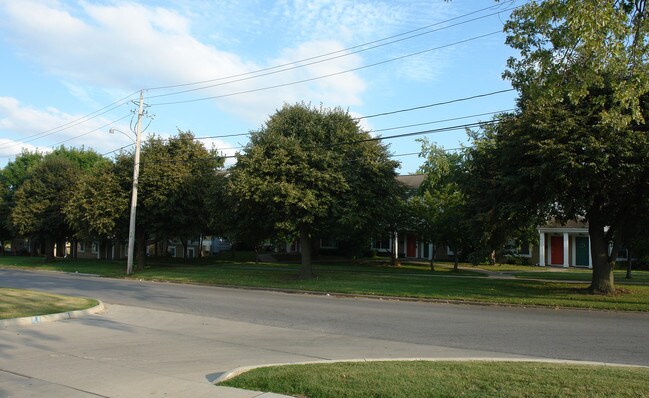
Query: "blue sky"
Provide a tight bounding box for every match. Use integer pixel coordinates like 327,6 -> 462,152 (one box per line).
0,0 -> 522,174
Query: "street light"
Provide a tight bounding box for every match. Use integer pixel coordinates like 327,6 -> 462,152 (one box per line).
109,128 -> 135,143
110,91 -> 144,275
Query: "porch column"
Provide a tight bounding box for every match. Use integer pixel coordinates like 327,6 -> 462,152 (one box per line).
563,232 -> 569,268
428,243 -> 433,261
539,232 -> 545,266
588,237 -> 593,269
393,232 -> 398,258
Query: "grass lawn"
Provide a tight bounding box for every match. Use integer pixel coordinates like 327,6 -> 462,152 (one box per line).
220,360 -> 649,398
0,256 -> 126,277
474,263 -> 649,284
513,270 -> 649,283
2,256 -> 649,311
0,288 -> 98,319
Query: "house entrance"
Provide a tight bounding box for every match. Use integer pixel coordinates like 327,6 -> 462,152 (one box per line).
406,234 -> 417,257
575,237 -> 589,266
550,236 -> 564,265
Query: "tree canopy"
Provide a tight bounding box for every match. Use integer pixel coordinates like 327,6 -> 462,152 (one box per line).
468,0 -> 649,294
11,155 -> 80,260
229,103 -> 399,278
412,139 -> 469,271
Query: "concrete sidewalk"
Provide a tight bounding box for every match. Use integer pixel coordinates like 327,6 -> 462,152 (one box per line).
0,303 -> 531,397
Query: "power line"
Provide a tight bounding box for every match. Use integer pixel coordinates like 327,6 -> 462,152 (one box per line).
370,109 -> 514,133
223,119 -> 499,159
107,118 -> 499,168
356,90 -> 514,120
2,3 -> 518,155
146,5 -> 519,99
98,104 -> 510,160
150,31 -> 503,106
103,107 -> 510,157
48,114 -> 132,148
144,1 -> 517,93
1,2 -> 520,157
0,91 -> 139,151
1,114 -> 133,159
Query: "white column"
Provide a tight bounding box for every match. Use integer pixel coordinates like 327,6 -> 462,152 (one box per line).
539,232 -> 545,266
393,232 -> 398,258
428,243 -> 433,261
563,232 -> 569,268
588,237 -> 593,269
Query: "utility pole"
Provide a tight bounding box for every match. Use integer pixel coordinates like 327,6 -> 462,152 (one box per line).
126,90 -> 144,275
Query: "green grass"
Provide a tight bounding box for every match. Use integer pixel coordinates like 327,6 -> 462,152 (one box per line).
475,263 -> 649,284
2,256 -> 649,311
0,287 -> 98,319
0,256 -> 126,277
220,360 -> 649,398
513,270 -> 649,283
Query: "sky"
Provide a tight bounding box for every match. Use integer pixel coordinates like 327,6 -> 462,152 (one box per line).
0,0 -> 523,174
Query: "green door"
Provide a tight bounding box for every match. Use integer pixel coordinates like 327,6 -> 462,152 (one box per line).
575,237 -> 590,267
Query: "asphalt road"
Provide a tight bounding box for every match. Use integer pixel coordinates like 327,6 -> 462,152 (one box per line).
2,268 -> 648,366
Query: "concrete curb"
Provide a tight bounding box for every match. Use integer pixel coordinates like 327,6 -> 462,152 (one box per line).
1,300 -> 105,327
214,357 -> 649,385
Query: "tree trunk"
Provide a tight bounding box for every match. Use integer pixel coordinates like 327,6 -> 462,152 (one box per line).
70,239 -> 77,258
430,244 -> 438,272
626,248 -> 632,279
45,237 -> 55,261
135,228 -> 147,271
181,239 -> 188,260
391,231 -> 401,267
588,223 -> 615,294
55,237 -> 66,257
299,223 -> 314,279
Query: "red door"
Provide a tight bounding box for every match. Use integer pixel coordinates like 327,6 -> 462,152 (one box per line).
406,234 -> 417,257
550,236 -> 563,265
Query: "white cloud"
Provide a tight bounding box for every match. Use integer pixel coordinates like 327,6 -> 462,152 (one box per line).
0,0 -> 369,127
0,96 -> 134,159
0,138 -> 50,159
274,0 -> 405,44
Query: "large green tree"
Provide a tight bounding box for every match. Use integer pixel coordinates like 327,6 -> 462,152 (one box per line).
0,150 -> 44,243
229,103 -> 399,279
65,160 -> 129,244
73,131 -> 223,269
413,139 -> 471,271
469,0 -> 649,294
11,155 -> 80,260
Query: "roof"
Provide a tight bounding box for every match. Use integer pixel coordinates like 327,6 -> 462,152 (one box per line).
541,218 -> 589,229
396,174 -> 425,189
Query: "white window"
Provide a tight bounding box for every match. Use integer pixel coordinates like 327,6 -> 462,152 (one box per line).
168,247 -> 176,257
617,248 -> 629,261
91,242 -> 99,254
78,242 -> 86,252
371,238 -> 390,250
518,240 -> 532,257
320,238 -> 338,249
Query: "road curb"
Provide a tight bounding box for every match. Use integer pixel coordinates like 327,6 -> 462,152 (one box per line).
214,357 -> 649,385
1,300 -> 105,327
